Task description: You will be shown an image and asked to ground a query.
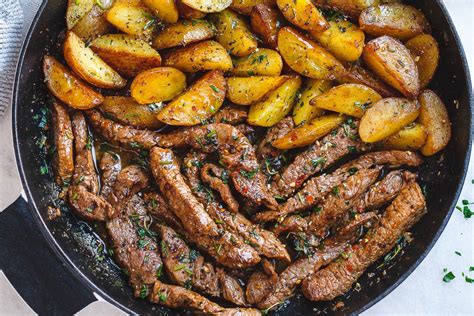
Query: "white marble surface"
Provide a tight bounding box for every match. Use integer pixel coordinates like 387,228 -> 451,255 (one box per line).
0,0 -> 473,315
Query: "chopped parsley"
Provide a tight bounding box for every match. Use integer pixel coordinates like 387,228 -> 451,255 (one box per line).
240,168 -> 258,179
157,291 -> 167,302
156,265 -> 163,278
210,84 -> 220,93
311,157 -> 326,169
455,251 -> 462,256
331,186 -> 340,196
442,271 -> 455,283
139,284 -> 149,299
348,167 -> 358,175
465,276 -> 474,284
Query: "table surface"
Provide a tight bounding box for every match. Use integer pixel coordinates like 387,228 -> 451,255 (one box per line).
0,0 -> 473,315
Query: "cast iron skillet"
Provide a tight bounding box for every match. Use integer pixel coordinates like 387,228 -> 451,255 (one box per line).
11,0 -> 473,314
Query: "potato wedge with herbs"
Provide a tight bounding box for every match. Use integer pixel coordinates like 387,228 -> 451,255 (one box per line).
99,96 -> 164,129
176,0 -> 207,19
273,114 -> 345,149
311,83 -> 382,118
312,0 -> 384,19
278,27 -> 346,80
71,4 -> 114,41
164,40 -> 233,72
363,36 -> 420,99
106,1 -> 157,40
379,123 -> 427,150
90,34 -> 162,78
233,49 -> 283,76
293,79 -> 333,126
226,76 -> 289,105
131,67 -> 187,104
143,0 -> 179,24
43,56 -> 103,109
64,32 -> 127,89
276,0 -> 328,33
152,19 -> 215,50
209,9 -> 258,57
157,70 -> 226,126
359,97 -> 420,143
405,34 -> 439,89
180,0 -> 232,12
66,0 -> 95,30
230,0 -> 276,14
248,76 -> 302,127
359,3 -> 430,41
418,90 -> 451,156
250,4 -> 281,49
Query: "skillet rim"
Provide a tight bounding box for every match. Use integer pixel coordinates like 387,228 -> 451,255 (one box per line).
11,0 -> 473,315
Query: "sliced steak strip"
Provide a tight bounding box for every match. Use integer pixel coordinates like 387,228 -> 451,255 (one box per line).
201,163 -> 240,213
213,104 -> 248,124
150,147 -> 260,269
107,165 -> 149,209
246,259 -> 278,305
301,182 -> 427,301
257,117 -> 294,161
144,191 -> 184,232
51,101 -> 74,185
99,152 -> 121,200
217,268 -> 248,306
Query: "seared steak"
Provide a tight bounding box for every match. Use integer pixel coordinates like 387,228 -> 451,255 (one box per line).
99,152 -> 121,200
257,117 -> 294,161
213,104 -> 248,125
51,101 -> 74,185
201,163 -> 240,213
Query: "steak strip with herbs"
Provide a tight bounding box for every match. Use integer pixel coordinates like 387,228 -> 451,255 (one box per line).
51,101 -> 74,185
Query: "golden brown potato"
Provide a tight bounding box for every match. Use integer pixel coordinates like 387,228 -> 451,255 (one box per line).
90,34 -> 162,78
43,56 -> 103,110
63,32 -> 127,89
106,1 -> 157,40
99,96 -> 164,129
66,0 -> 94,29
248,76 -> 302,127
152,19 -> 215,50
276,0 -> 328,33
309,18 -> 365,62
293,79 -> 333,125
157,70 -> 226,125
209,9 -> 258,57
417,89 -> 451,156
176,0 -> 207,19
250,4 -> 281,49
278,27 -> 346,80
405,34 -> 439,89
379,123 -> 427,150
311,83 -> 382,118
71,4 -> 114,41
131,67 -> 187,104
359,97 -> 420,143
143,0 -> 179,24
363,36 -> 420,99
231,0 -> 276,15
273,114 -> 345,149
164,40 -> 233,72
232,49 -> 283,76
359,3 -> 430,41
226,76 -> 289,105
337,64 -> 399,98
313,0 -> 389,19
181,0 -> 232,12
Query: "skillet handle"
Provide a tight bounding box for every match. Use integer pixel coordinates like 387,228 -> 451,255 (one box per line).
0,197 -> 95,314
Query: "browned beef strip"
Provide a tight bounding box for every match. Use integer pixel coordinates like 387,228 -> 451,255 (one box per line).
270,120 -> 371,198
213,104 -> 248,124
217,268 -> 248,306
99,152 -> 121,200
301,182 -> 427,301
257,117 -> 294,161
245,259 -> 278,305
68,186 -> 113,221
201,163 -> 240,213
107,165 -> 149,209
150,147 -> 260,269
235,123 -> 256,137
51,101 -> 74,185
144,192 -> 184,232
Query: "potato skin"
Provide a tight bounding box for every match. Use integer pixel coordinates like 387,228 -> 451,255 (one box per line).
66,0 -> 94,30
71,4 -> 114,41
379,123 -> 427,150
278,27 -> 346,80
311,83 -> 382,118
313,0 -> 381,19
164,40 -> 233,72
43,56 -> 103,110
359,3 -> 430,41
131,67 -> 187,104
250,4 -> 281,49
359,97 -> 420,143
418,90 -> 451,156
152,19 -> 215,50
226,76 -> 289,105
231,0 -> 276,14
176,0 -> 207,19
181,0 -> 232,13
276,0 -> 328,33
157,70 -> 227,126
405,34 -> 439,89
233,48 -> 283,76
142,0 -> 179,24
292,79 -> 333,125
362,36 -> 420,99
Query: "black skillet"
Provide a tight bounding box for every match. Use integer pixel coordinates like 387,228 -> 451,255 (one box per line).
3,0 -> 472,314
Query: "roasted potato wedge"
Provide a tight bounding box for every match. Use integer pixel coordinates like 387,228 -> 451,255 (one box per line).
71,4 -> 114,41
405,34 -> 439,89
143,0 -> 179,23
337,64 -> 399,97
248,76 -> 302,127
209,9 -> 258,57
157,70 -> 226,126
359,97 -> 420,143
311,83 -> 382,118
293,79 -> 333,125
278,27 -> 346,80
64,32 -> 127,89
152,19 -> 215,50
90,34 -> 162,78
43,56 -> 103,109
99,96 -> 164,129
273,114 -> 345,149
310,18 -> 365,62
131,67 -> 187,104
417,89 -> 451,156
250,4 -> 281,49
226,76 -> 289,105
379,123 -> 427,150
276,0 -> 328,33
106,1 -> 156,40
232,49 -> 283,76
180,0 -> 232,12
363,36 -> 420,99
231,0 -> 276,14
66,0 -> 95,29
312,0 -> 393,19
176,0 -> 207,19
359,3 -> 430,41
